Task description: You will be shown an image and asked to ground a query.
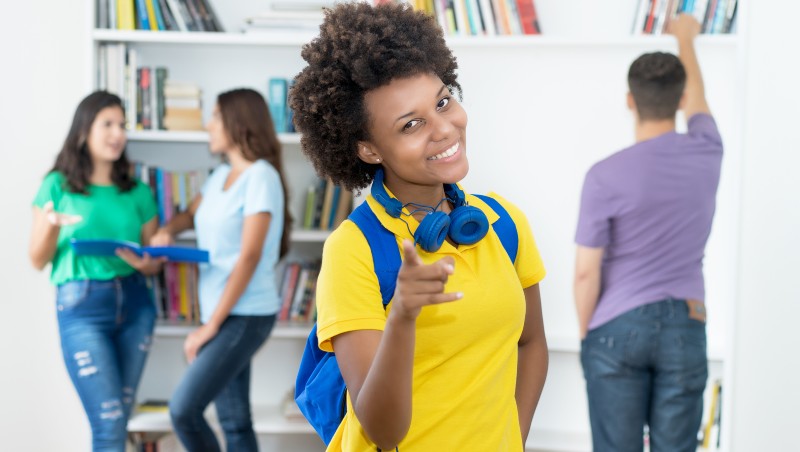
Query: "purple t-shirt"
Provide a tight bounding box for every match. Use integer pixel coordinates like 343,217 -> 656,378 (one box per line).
575,114 -> 723,330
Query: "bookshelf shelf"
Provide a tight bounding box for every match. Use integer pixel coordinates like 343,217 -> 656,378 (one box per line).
92,29 -> 317,46
93,29 -> 738,49
174,229 -> 329,243
127,130 -> 301,144
446,34 -> 738,48
128,404 -> 314,435
153,320 -> 313,339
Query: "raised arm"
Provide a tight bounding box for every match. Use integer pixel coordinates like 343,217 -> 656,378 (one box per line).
668,13 -> 710,118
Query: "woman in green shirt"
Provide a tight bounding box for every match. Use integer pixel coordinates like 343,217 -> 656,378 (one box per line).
29,91 -> 163,452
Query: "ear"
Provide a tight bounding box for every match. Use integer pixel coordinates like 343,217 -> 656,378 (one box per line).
678,91 -> 687,111
626,92 -> 636,112
357,141 -> 382,165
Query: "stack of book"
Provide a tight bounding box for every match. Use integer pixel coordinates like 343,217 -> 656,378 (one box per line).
302,178 -> 353,231
97,0 -> 224,32
402,0 -> 542,36
133,162 -> 209,322
242,1 -> 329,34
277,260 -> 321,324
97,44 -> 203,131
163,81 -> 203,131
632,0 -> 738,35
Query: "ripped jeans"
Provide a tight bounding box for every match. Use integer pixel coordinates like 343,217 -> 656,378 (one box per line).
56,273 -> 156,452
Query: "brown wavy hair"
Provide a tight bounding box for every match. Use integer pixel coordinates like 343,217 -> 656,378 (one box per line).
51,91 -> 135,194
217,88 -> 293,258
289,2 -> 461,191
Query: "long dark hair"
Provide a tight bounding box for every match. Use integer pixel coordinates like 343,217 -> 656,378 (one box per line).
217,88 -> 293,258
51,91 -> 135,194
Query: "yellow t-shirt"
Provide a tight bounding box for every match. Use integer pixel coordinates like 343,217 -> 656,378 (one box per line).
316,190 -> 546,451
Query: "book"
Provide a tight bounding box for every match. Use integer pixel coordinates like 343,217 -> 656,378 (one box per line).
268,78 -> 289,133
136,399 -> 169,412
70,238 -> 210,263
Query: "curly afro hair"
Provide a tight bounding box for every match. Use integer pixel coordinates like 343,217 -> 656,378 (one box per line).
289,2 -> 461,191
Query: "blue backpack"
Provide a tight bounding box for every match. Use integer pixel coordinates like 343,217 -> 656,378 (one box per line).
294,194 -> 518,445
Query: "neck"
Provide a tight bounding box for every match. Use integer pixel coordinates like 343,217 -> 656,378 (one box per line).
387,181 -> 450,217
89,161 -> 114,185
634,118 -> 676,143
226,147 -> 252,172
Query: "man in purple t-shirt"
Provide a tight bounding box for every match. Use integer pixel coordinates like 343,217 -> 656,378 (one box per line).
574,14 -> 722,452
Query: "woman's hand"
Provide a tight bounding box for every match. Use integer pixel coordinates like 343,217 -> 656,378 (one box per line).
116,249 -> 166,275
42,201 -> 83,227
389,239 -> 462,321
184,324 -> 219,363
149,227 -> 175,247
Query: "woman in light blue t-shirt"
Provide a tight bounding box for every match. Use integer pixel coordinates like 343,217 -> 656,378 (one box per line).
151,88 -> 292,451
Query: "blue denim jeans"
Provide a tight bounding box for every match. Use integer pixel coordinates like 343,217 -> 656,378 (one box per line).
580,298 -> 708,452
56,273 -> 156,452
169,315 -> 275,452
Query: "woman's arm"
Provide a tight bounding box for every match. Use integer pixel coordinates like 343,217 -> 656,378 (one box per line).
150,195 -> 202,246
28,201 -> 82,270
515,283 -> 548,444
333,240 -> 460,450
183,211 -> 272,362
116,216 -> 166,275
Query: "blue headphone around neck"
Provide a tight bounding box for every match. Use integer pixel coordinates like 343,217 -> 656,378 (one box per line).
371,168 -> 490,252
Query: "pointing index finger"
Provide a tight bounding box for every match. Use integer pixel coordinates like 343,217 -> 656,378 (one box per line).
401,239 -> 423,267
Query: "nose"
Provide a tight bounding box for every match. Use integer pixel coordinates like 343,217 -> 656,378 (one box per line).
429,113 -> 456,143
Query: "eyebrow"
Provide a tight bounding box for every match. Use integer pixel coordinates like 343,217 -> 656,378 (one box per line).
394,84 -> 449,123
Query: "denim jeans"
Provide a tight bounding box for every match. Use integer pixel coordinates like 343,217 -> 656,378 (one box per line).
56,273 -> 156,452
580,298 -> 708,452
170,315 -> 275,452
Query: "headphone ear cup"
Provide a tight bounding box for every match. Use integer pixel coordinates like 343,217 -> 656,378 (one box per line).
448,206 -> 489,245
414,211 -> 451,252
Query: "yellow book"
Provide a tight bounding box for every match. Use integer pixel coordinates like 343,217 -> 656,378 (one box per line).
178,264 -> 189,319
116,0 -> 135,30
702,380 -> 721,448
145,0 -> 159,31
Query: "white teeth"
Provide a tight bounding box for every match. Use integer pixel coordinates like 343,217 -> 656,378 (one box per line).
429,142 -> 459,160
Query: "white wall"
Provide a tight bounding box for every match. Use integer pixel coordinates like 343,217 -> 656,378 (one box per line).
3,1 -> 799,450
727,0 -> 800,450
0,2 -> 91,451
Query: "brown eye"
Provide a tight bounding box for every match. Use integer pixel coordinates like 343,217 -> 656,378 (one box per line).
402,119 -> 423,131
437,97 -> 451,110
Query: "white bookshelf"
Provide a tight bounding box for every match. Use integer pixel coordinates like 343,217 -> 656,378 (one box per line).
86,1 -> 742,451
127,130 -> 302,144
128,404 -> 315,435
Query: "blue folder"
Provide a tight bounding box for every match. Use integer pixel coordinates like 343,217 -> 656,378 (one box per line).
70,239 -> 209,263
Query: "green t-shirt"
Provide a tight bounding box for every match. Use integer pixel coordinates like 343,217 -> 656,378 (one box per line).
32,171 -> 159,285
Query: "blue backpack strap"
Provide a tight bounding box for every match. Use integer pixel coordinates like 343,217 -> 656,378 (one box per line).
473,194 -> 518,264
348,201 -> 400,306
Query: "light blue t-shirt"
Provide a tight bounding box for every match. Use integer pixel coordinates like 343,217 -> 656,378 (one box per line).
195,160 -> 284,323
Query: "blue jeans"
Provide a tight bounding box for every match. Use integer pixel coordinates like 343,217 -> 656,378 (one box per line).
56,273 -> 156,452
170,315 -> 275,452
581,298 -> 708,452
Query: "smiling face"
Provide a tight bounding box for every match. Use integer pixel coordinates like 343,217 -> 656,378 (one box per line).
85,106 -> 126,164
359,72 -> 468,203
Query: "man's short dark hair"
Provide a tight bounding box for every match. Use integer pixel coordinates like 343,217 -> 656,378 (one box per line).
628,52 -> 687,121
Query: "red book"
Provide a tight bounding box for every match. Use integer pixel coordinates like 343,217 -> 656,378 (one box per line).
644,0 -> 658,34
515,0 -> 541,35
